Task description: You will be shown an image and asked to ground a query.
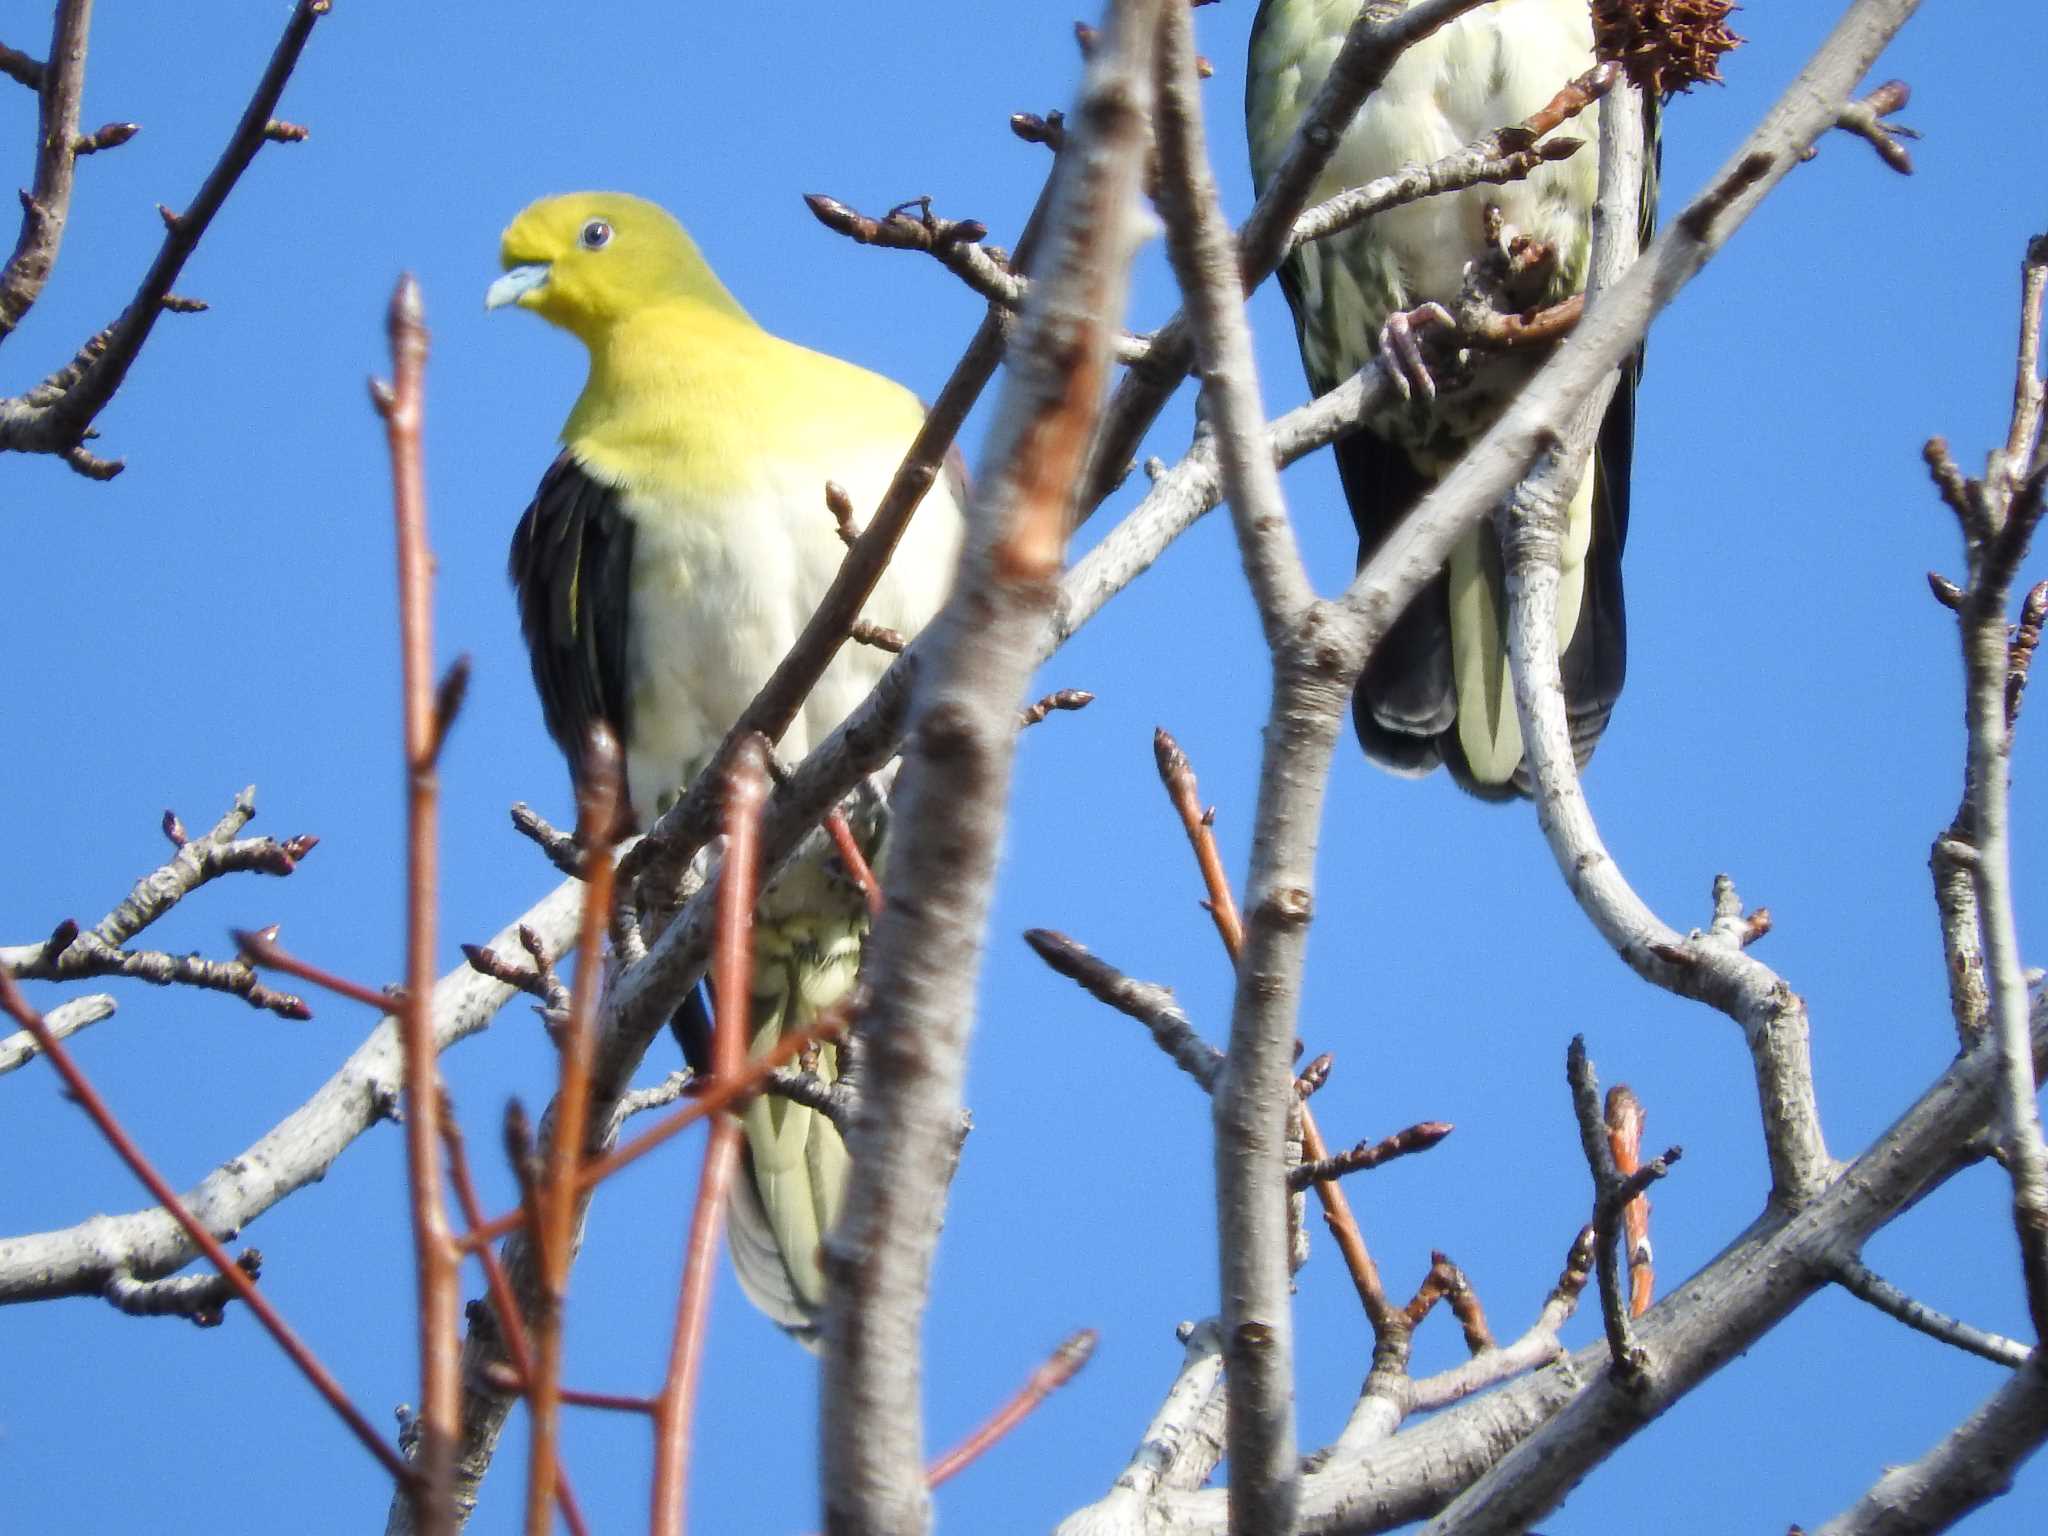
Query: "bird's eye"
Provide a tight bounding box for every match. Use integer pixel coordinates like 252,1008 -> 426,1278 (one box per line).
579,219 -> 613,251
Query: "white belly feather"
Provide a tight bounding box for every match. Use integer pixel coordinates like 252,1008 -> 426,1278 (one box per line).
620,441 -> 961,826
1252,0 -> 1600,328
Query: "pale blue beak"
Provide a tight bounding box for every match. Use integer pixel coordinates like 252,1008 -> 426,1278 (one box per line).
484,263 -> 550,311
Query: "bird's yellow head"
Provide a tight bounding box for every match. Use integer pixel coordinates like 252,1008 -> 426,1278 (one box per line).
485,192 -> 747,340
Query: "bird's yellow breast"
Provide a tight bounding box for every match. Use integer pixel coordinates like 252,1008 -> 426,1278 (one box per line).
565,300 -> 930,507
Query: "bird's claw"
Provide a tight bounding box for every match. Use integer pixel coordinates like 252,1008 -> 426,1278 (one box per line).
1379,302 -> 1456,404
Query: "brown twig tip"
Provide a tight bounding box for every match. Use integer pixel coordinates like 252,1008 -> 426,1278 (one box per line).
1010,111 -> 1065,150
62,444 -> 124,480
162,810 -> 189,848
825,479 -> 861,546
262,119 -> 310,143
232,927 -> 385,1015
1833,80 -> 1919,176
1407,1251 -> 1496,1353
925,1327 -> 1101,1490
1591,0 -> 1744,97
1019,687 -> 1095,726
74,121 -> 141,156
1559,1225 -> 1599,1300
1288,1119 -> 1454,1191
849,618 -> 907,653
806,192 -> 990,254
1153,723 -> 1189,782
428,654 -> 472,763
1927,571 -> 1966,609
1152,723 -> 1248,962
1295,1051 -> 1334,1100
156,203 -> 181,232
2008,579 -> 2048,727
158,293 -> 208,313
1023,927 -> 1086,978
510,802 -> 583,878
386,273 -> 426,350
1051,1326 -> 1099,1375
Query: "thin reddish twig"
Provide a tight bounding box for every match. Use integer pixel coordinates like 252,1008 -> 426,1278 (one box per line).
1402,1251 -> 1495,1353
651,738 -> 767,1536
524,728 -> 623,1536
481,1363 -> 657,1416
926,1329 -> 1098,1488
456,1007 -> 846,1253
1154,726 -> 1395,1329
1605,1085 -> 1654,1316
825,805 -> 885,919
372,274 -> 460,1534
1153,728 -> 1244,953
0,971 -> 410,1484
439,1112 -> 590,1536
232,926 -> 395,1012
1296,1110 -> 1396,1330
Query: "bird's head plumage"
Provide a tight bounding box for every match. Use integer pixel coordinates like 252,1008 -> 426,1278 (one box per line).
486,192 -> 749,340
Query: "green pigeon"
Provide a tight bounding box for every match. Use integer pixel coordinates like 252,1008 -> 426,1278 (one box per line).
1248,0 -> 1655,794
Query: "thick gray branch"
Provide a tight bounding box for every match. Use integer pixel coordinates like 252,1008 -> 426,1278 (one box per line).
820,6 -> 1160,1531
1085,993 -> 2046,1536
1810,1356 -> 2048,1536
1150,8 -> 1320,1526
0,0 -> 92,342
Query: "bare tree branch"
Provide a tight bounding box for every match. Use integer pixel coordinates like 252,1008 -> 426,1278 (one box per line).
1929,229 -> 2048,1340
0,0 -> 93,342
1,788 -> 317,1020
820,7 -> 1161,1528
1810,1356 -> 2048,1536
1056,1321 -> 1227,1536
1493,74 -> 1836,1208
0,0 -> 328,476
1101,993 -> 2047,1536
1831,1256 -> 2032,1369
1025,928 -> 1223,1091
0,877 -> 584,1306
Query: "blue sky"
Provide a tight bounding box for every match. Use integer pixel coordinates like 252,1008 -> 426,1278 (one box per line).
3,3 -> 2044,1532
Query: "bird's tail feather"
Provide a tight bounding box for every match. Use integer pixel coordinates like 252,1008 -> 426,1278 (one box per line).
670,909 -> 862,1351
1351,436 -> 1623,797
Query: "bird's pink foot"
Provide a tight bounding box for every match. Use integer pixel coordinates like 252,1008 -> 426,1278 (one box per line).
1379,301 -> 1455,404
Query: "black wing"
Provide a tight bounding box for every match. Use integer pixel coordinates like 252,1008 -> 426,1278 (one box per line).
508,450 -> 638,806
